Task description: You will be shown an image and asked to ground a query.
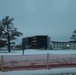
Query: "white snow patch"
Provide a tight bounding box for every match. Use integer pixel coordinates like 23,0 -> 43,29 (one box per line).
0,49 -> 76,55
0,68 -> 76,75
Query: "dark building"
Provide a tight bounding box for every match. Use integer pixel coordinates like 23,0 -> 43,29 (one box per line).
22,37 -> 31,49
31,35 -> 48,49
22,35 -> 48,49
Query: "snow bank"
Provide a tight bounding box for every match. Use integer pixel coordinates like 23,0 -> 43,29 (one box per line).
0,68 -> 76,75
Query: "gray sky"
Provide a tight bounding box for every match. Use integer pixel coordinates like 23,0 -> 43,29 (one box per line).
0,0 -> 76,43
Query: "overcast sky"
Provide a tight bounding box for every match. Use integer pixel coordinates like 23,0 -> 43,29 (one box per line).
0,0 -> 76,43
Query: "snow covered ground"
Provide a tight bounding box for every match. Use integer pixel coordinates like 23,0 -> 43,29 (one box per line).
0,49 -> 76,75
0,68 -> 76,75
0,49 -> 76,55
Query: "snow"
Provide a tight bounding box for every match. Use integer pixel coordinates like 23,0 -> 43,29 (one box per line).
0,49 -> 76,55
0,49 -> 76,75
0,68 -> 76,75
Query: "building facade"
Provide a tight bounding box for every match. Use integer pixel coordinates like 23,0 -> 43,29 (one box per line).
31,36 -> 48,49
22,37 -> 31,49
22,36 -> 76,50
51,41 -> 76,50
22,35 -> 50,49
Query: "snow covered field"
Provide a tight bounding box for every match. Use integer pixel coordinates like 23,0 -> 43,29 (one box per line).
0,49 -> 76,55
0,49 -> 76,75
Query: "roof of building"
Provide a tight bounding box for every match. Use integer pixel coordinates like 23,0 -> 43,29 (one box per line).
52,41 -> 76,43
32,35 -> 48,37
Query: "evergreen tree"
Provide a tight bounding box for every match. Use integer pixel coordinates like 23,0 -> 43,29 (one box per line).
71,30 -> 76,41
0,16 -> 23,52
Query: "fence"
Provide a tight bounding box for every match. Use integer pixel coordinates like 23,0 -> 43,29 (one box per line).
0,56 -> 3,71
0,54 -> 76,71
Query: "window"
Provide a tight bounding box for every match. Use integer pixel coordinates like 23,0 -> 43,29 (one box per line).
57,46 -> 58,48
54,46 -> 55,48
54,43 -> 55,45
